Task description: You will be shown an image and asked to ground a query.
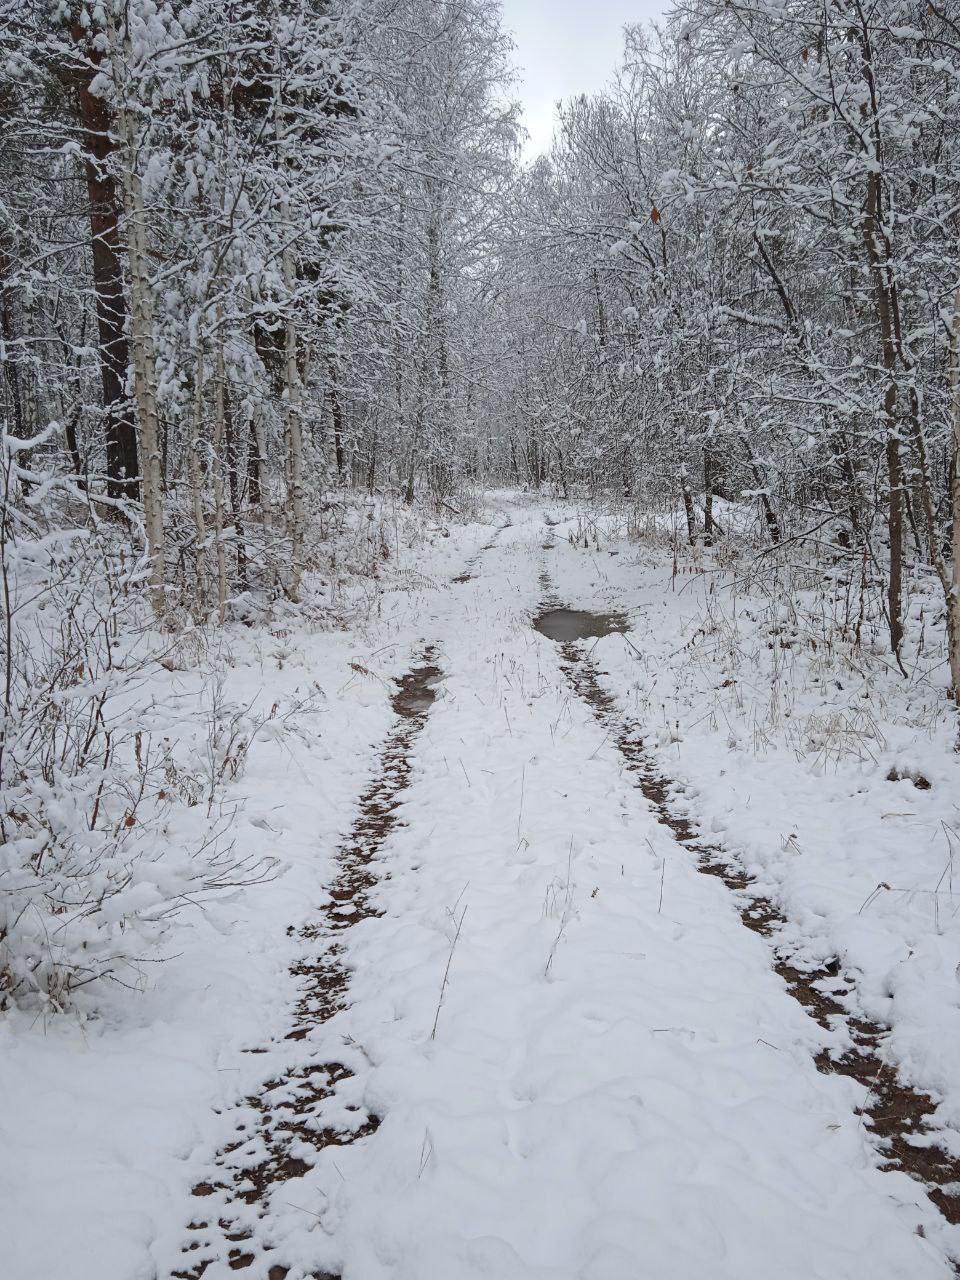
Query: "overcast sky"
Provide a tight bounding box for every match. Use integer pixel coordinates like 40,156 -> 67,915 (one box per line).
500,0 -> 670,158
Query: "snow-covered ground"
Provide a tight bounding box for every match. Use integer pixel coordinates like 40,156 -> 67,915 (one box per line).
4,492 -> 960,1279
545,503 -> 960,1141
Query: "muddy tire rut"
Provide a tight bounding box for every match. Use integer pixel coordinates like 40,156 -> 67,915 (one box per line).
172,653 -> 442,1280
536,565 -> 960,1252
451,518 -> 510,583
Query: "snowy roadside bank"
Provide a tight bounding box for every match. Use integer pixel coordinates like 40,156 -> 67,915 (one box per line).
544,505 -> 960,1179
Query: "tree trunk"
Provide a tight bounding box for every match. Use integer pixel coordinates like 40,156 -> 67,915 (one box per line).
273,62 -> 306,603
680,462 -> 697,545
212,320 -> 229,620
73,39 -> 139,501
189,347 -> 208,609
885,426 -> 905,661
739,429 -> 781,545
64,406 -> 86,486
115,71 -> 164,612
860,167 -> 904,660
247,407 -> 262,508
223,372 -> 248,590
703,448 -> 715,546
366,431 -> 378,494
328,368 -> 345,480
0,250 -> 25,442
282,234 -> 305,600
404,452 -> 416,505
948,285 -> 960,706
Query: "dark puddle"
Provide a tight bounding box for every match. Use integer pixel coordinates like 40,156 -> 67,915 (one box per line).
174,653 -> 440,1280
393,667 -> 443,716
534,607 -> 629,643
538,572 -> 960,1247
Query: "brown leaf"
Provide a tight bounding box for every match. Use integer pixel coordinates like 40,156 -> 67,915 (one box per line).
650,206 -> 660,224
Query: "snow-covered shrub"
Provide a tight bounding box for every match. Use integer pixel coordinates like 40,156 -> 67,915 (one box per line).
0,472 -> 275,1012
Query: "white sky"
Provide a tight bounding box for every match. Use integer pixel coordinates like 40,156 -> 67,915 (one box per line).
500,0 -> 670,158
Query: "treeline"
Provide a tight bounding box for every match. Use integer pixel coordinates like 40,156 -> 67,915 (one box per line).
0,0 -> 522,1007
3,0 -> 960,695
492,0 -> 960,694
1,0 -> 516,614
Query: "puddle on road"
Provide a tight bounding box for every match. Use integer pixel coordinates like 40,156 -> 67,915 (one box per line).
392,664 -> 443,716
534,607 -> 629,643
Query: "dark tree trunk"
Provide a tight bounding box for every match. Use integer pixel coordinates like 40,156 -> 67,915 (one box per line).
64,406 -> 86,486
885,427 -> 904,659
223,379 -> 247,589
74,46 -> 139,501
680,465 -> 697,545
247,413 -> 262,507
0,252 -> 25,441
861,165 -> 904,660
366,432 -> 377,494
330,383 -> 345,479
703,448 -> 714,546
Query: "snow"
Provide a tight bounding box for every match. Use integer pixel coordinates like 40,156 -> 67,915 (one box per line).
544,510 -> 960,1150
3,493 -> 960,1279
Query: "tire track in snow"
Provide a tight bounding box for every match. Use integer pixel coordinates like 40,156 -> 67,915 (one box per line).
536,559 -> 960,1262
171,654 -> 441,1280
451,517 -> 511,583
171,520 -> 511,1279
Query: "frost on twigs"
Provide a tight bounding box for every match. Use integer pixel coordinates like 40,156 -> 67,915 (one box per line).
617,497 -> 953,768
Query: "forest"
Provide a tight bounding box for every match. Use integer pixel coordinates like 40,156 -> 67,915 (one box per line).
3,0 -> 960,1277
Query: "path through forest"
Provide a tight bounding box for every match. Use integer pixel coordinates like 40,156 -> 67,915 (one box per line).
170,497 -> 958,1279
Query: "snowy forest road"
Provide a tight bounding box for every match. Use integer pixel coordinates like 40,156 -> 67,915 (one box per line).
176,498 -> 957,1279
8,0 -> 960,1271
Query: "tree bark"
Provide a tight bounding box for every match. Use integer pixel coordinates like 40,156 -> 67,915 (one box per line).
861,168 -> 904,659
189,346 -> 208,608
680,462 -> 697,545
329,372 -> 345,480
246,407 -> 262,508
223,372 -> 248,590
0,250 -> 25,443
73,37 -> 139,501
703,447 -> 714,546
115,69 -> 164,612
212,319 -> 229,620
281,226 -> 305,600
948,285 -> 960,706
739,429 -> 781,545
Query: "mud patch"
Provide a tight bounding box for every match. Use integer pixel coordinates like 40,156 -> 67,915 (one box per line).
173,653 -> 440,1280
538,578 -> 960,1243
